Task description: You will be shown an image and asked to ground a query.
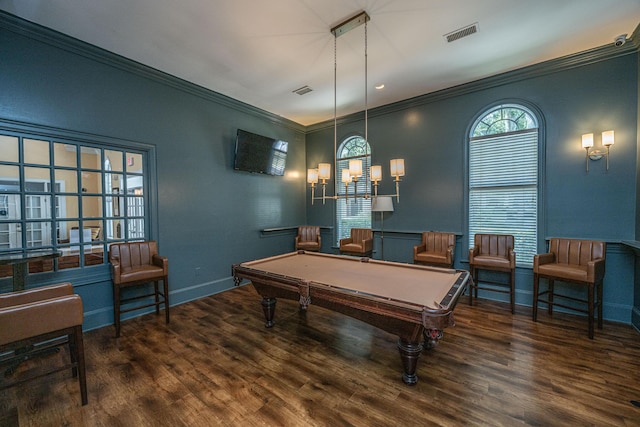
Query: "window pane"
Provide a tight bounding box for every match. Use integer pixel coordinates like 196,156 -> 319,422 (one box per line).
106,218 -> 123,240
0,166 -> 20,190
25,195 -> 52,219
0,222 -> 22,250
127,218 -> 145,239
80,146 -> 101,169
126,174 -> 143,195
107,173 -> 123,194
55,169 -> 78,193
127,196 -> 144,217
24,139 -> 50,165
106,150 -> 124,172
26,221 -> 53,246
54,142 -> 77,167
81,171 -> 102,193
56,195 -> 79,220
24,167 -> 51,191
126,152 -> 143,174
57,220 -> 79,244
0,194 -> 21,220
0,135 -> 19,162
82,196 -> 102,218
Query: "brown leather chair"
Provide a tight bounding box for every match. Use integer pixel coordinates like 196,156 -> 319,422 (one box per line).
339,228 -> 373,257
295,226 -> 321,252
0,283 -> 87,405
533,238 -> 606,339
413,231 -> 456,268
468,234 -> 516,313
109,241 -> 169,337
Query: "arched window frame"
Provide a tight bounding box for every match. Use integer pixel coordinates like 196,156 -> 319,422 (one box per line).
335,135 -> 371,244
468,103 -> 542,268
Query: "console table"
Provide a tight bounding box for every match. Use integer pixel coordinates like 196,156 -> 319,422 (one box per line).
0,250 -> 61,291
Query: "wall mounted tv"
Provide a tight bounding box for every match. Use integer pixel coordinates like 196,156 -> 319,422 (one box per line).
233,129 -> 288,176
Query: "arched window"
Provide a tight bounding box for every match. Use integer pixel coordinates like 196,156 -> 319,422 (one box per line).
469,104 -> 539,267
336,135 -> 371,243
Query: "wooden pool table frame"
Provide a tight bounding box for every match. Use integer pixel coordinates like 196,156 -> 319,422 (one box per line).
232,250 -> 470,385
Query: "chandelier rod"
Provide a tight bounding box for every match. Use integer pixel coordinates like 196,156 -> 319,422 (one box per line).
364,17 -> 370,197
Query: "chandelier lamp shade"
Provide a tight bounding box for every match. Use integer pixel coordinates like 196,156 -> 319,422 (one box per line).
307,11 -> 406,205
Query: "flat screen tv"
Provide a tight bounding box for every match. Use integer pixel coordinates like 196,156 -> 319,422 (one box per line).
233,129 -> 288,176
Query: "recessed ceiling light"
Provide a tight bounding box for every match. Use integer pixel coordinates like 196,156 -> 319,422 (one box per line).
375,84 -> 385,90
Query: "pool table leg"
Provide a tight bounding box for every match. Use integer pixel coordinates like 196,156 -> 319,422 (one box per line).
397,339 -> 423,385
260,297 -> 277,328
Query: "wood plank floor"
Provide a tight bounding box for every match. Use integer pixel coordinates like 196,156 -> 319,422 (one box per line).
2,284 -> 640,426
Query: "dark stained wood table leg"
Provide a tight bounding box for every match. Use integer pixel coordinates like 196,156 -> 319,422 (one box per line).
397,339 -> 423,385
260,297 -> 276,328
12,262 -> 27,291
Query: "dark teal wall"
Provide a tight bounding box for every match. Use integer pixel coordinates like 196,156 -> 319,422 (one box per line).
2,12 -> 639,329
0,14 -> 307,330
307,52 -> 639,324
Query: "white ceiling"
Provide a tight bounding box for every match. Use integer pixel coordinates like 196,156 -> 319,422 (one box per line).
1,0 -> 639,126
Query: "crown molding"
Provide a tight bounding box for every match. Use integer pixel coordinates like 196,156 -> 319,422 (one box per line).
0,11 -> 306,134
306,22 -> 640,134
2,11 -> 636,136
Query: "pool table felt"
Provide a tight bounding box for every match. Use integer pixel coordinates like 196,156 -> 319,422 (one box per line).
240,252 -> 460,310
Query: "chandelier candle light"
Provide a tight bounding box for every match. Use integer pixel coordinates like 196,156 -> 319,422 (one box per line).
307,11 -> 406,205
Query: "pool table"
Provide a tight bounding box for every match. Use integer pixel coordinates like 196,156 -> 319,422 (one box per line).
232,250 -> 470,384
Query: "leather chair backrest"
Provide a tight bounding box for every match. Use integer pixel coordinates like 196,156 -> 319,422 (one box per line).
298,226 -> 320,242
548,238 -> 606,265
474,234 -> 514,257
423,232 -> 455,253
109,241 -> 159,271
351,228 -> 372,242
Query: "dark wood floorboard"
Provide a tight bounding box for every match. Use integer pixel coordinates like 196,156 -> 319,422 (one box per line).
2,284 -> 640,426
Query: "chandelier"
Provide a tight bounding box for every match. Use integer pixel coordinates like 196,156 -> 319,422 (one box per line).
307,11 -> 405,205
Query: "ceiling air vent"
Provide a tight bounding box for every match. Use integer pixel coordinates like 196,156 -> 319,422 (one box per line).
444,23 -> 479,43
292,85 -> 313,95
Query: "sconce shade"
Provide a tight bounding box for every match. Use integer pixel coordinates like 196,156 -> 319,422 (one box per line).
370,165 -> 382,182
371,196 -> 394,212
582,133 -> 594,148
602,130 -> 614,147
390,159 -> 405,177
318,163 -> 331,180
307,168 -> 318,184
341,169 -> 351,183
349,159 -> 363,177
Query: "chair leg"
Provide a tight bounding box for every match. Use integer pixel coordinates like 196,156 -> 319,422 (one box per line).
154,280 -> 160,315
69,332 -> 78,378
72,325 -> 88,405
472,268 -> 479,300
468,267 -> 476,306
114,284 -> 121,338
510,268 -> 515,314
548,279 -> 554,315
532,273 -> 539,322
163,276 -> 170,325
597,280 -> 603,330
588,283 -> 594,339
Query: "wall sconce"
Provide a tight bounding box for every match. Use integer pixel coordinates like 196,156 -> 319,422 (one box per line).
581,131 -> 614,172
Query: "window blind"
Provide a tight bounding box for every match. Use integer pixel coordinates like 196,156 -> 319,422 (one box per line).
336,155 -> 371,243
469,130 -> 538,267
